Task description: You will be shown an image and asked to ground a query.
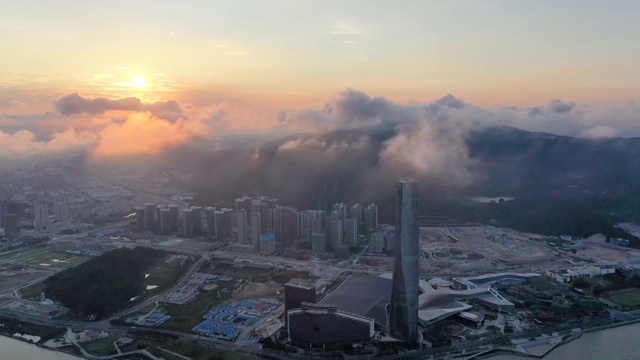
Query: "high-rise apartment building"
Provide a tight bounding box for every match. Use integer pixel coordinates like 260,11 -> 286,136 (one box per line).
350,203 -> 363,231
345,218 -> 358,247
330,213 -> 343,249
305,210 -> 325,240
237,209 -> 248,244
332,203 -> 347,225
53,198 -> 69,224
1,201 -> 22,240
389,179 -> 420,346
235,195 -> 253,226
158,206 -> 172,234
183,207 -> 195,238
251,211 -> 261,247
33,200 -> 49,231
135,206 -> 146,232
364,204 -> 378,232
192,206 -> 202,236
205,207 -> 216,237
168,204 -> 180,233
214,208 -> 233,240
311,232 -> 327,254
144,203 -> 156,232
274,206 -> 298,250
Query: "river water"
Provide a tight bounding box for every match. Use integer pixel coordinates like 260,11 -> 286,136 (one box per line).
2,323 -> 640,360
491,323 -> 640,360
0,335 -> 80,360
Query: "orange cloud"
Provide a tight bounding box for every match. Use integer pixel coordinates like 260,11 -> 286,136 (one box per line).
91,112 -> 193,157
0,128 -> 96,156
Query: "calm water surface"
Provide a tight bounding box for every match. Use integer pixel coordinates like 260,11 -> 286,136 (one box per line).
0,335 -> 79,360
491,323 -> 640,360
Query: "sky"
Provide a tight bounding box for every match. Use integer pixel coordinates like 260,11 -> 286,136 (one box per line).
1,1 -> 639,157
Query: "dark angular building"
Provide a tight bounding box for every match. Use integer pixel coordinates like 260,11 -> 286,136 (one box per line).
389,179 -> 420,346
287,303 -> 374,349
284,282 -> 316,314
0,201 -> 22,241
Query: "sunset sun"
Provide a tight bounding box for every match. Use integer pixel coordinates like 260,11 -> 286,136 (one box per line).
131,75 -> 147,88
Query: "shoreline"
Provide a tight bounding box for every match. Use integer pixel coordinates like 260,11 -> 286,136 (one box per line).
473,316 -> 640,359
0,333 -> 83,359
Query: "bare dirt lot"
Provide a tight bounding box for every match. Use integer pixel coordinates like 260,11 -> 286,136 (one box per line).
421,226 -> 556,263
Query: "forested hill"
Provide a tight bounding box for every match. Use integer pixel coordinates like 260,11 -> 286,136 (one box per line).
44,247 -> 166,319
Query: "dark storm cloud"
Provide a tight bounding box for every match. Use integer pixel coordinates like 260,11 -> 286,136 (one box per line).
549,99 -> 576,114
528,99 -> 576,116
54,93 -> 183,116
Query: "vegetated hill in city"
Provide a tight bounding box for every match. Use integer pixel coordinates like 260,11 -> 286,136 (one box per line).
44,247 -> 166,319
169,125 -> 640,240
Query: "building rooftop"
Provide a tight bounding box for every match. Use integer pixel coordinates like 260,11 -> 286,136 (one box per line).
319,274 -> 391,327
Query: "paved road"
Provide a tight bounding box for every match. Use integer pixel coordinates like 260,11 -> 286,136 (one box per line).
108,254 -> 207,322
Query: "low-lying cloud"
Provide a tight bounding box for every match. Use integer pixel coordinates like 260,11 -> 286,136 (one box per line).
1,89 -> 639,165
54,93 -> 183,116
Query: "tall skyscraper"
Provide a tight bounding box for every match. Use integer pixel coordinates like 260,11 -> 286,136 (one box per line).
389,179 -> 419,346
33,199 -> 49,231
364,204 -> 378,232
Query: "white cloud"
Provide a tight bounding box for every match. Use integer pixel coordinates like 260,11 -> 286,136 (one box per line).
326,22 -> 365,35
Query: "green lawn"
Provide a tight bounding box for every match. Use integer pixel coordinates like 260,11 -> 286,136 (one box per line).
607,290 -> 640,308
160,291 -> 230,332
20,250 -> 90,270
80,334 -> 121,356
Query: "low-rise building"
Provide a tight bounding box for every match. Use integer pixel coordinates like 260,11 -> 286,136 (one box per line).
545,266 -> 616,283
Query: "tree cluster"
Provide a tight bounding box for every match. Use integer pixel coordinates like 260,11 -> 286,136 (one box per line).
44,247 -> 165,318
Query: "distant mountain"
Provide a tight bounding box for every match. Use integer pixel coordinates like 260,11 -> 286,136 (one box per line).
466,125 -> 640,196
177,125 -> 640,240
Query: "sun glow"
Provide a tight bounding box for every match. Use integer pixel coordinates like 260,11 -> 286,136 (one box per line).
131,76 -> 147,88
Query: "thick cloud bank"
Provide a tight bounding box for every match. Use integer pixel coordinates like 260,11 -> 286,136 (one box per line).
54,93 -> 183,116
1,90 -> 639,162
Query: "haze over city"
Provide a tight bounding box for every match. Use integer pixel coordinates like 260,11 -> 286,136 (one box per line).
2,1 -> 640,360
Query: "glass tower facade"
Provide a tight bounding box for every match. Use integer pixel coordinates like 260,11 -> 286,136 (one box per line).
389,179 -> 419,345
